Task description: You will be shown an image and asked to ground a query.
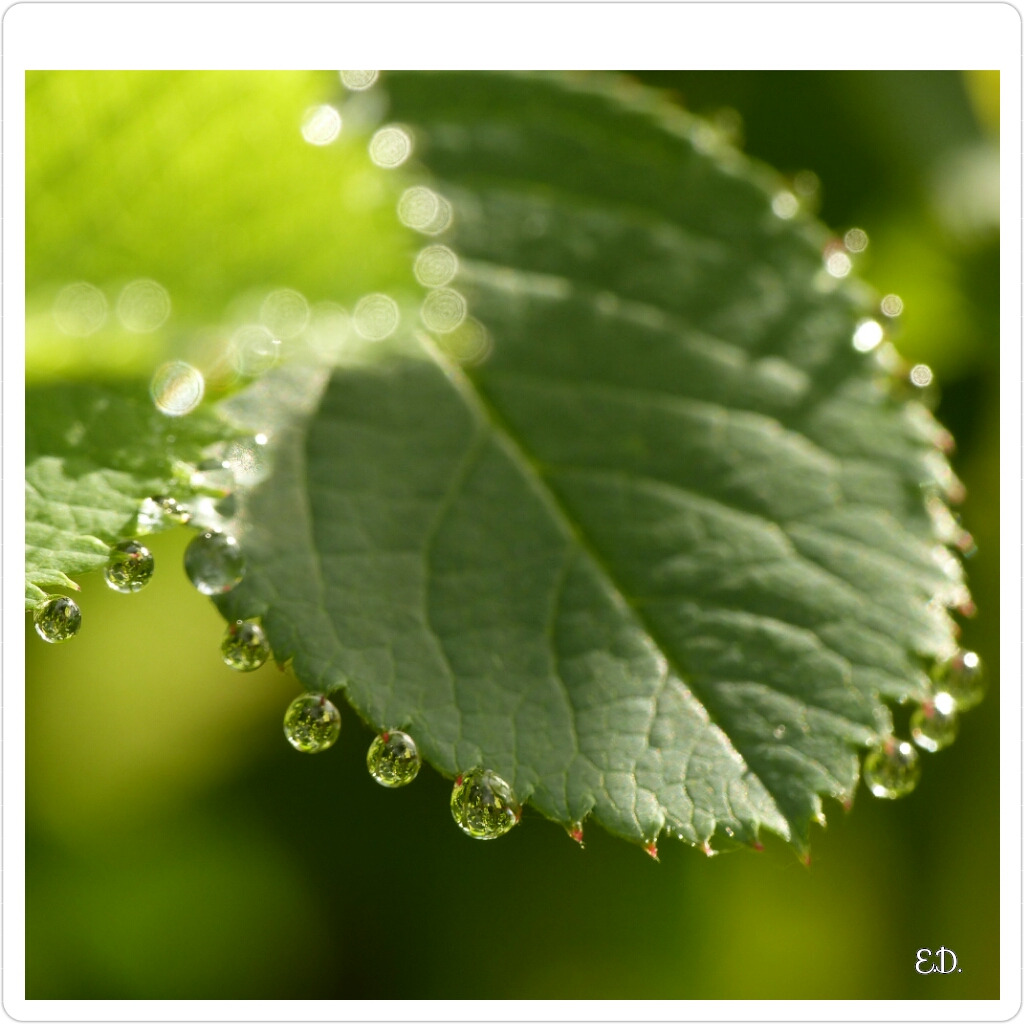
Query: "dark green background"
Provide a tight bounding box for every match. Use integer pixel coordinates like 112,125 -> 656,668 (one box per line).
26,71 -> 1000,999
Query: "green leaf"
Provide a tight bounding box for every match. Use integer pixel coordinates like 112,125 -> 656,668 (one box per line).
215,72 -> 966,853
25,382 -> 233,607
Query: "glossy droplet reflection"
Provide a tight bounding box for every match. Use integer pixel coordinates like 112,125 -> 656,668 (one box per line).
136,495 -> 192,534
284,693 -> 341,753
864,738 -> 920,799
932,650 -> 985,710
33,595 -> 82,643
340,70 -> 379,90
911,692 -> 959,752
421,288 -> 467,333
183,530 -> 245,595
301,105 -> 341,145
397,187 -> 452,235
881,293 -> 904,317
221,620 -> 271,672
414,245 -> 458,288
852,319 -> 883,353
53,282 -> 107,336
353,293 -> 400,341
260,289 -> 310,340
151,361 -> 205,417
369,125 -> 412,169
104,539 -> 155,593
117,279 -> 171,333
451,768 -> 520,839
771,191 -> 798,219
367,730 -> 421,787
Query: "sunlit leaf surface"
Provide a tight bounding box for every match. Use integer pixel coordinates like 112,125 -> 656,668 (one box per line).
215,73 -> 968,852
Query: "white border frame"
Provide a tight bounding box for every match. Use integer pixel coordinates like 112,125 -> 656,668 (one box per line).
3,3 -> 1020,1021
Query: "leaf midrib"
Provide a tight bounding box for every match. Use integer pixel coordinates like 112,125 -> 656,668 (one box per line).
416,335 -> 791,826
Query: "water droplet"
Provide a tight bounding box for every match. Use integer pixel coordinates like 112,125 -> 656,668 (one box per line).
231,324 -> 281,376
340,70 -> 379,91
183,530 -> 245,595
367,730 -> 421,787
304,302 -> 351,363
150,361 -> 205,417
397,186 -> 452,235
773,724 -> 787,739
301,104 -> 341,145
284,693 -> 341,752
825,251 -> 852,278
420,288 -> 467,333
932,650 -> 985,710
852,318 -> 884,352
117,279 -> 171,333
53,282 -> 107,336
844,227 -> 869,252
221,620 -> 271,672
369,125 -> 412,169
910,363 -> 934,388
260,289 -> 310,340
136,495 -> 192,534
864,738 -> 920,799
224,438 -> 271,486
104,539 -> 155,593
190,458 -> 234,497
881,293 -> 904,317
771,191 -> 798,219
911,692 -> 959,752
413,245 -> 459,288
353,293 -> 400,341
793,169 -> 820,199
64,421 -> 85,446
450,768 -> 519,839
33,595 -> 82,643
434,316 -> 491,365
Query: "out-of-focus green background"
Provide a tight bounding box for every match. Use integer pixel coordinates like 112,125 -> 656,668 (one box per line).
25,71 -> 1000,999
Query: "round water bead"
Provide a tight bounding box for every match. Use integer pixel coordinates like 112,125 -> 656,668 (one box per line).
911,692 -> 959,752
33,595 -> 82,643
221,620 -> 271,672
367,730 -> 421,788
104,539 -> 155,593
136,495 -> 191,534
283,694 -> 341,753
932,650 -> 985,710
183,530 -> 245,595
450,768 -> 520,839
864,738 -> 921,799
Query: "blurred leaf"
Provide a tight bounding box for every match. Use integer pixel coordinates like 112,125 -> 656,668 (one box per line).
26,70 -> 411,381
216,72 -> 967,854
25,381 -> 232,607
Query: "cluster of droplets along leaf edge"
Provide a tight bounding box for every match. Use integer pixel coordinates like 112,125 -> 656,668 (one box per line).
29,69 -> 984,856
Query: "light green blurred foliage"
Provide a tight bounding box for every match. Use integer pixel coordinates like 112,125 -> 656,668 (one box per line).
26,70 -> 411,382
25,70 -> 1000,1000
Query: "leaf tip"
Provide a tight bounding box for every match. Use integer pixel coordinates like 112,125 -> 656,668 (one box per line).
567,822 -> 585,847
644,840 -> 659,862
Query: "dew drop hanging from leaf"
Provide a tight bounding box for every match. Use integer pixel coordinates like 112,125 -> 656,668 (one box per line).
103,539 -> 155,594
451,769 -> 520,840
911,693 -> 959,753
283,694 -> 341,753
183,531 -> 245,596
33,595 -> 82,644
864,739 -> 921,799
221,620 -> 271,672
367,730 -> 421,788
